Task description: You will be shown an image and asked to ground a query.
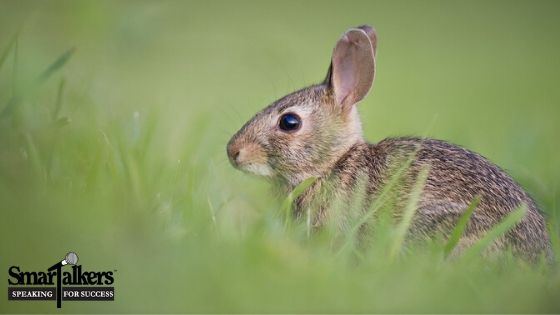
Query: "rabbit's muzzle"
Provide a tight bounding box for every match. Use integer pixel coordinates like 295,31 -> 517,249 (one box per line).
227,137 -> 274,177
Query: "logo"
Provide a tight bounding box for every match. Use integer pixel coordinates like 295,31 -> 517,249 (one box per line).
8,252 -> 115,308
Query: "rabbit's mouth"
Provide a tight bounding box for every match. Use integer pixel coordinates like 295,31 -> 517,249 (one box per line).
239,162 -> 275,177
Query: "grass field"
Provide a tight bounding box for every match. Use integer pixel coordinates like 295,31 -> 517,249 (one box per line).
1,0 -> 560,313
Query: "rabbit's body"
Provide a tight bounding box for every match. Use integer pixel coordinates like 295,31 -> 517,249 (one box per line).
227,25 -> 552,260
294,136 -> 551,260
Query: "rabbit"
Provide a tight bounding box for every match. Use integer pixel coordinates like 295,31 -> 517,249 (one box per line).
226,25 -> 552,261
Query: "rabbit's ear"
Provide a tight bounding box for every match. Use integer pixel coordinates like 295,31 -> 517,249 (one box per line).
355,25 -> 377,55
324,27 -> 376,109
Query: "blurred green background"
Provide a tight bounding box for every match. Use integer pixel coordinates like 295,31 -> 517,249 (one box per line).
1,0 -> 559,313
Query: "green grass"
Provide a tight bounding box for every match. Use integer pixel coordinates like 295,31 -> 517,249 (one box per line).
1,0 -> 560,313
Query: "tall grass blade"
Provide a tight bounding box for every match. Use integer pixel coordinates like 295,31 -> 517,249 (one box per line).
336,152 -> 417,256
0,32 -> 18,72
1,47 -> 75,119
0,34 -> 19,118
207,197 -> 218,230
52,77 -> 66,120
24,132 -> 45,180
546,221 -> 560,264
281,176 -> 316,230
36,47 -> 75,84
443,195 -> 481,257
462,205 -> 528,261
388,165 -> 430,260
357,153 -> 416,227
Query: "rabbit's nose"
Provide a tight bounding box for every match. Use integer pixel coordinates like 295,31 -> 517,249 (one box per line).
227,142 -> 241,167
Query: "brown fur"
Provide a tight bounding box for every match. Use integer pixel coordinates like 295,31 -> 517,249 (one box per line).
227,26 -> 552,261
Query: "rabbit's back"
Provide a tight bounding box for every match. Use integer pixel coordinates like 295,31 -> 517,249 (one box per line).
366,137 -> 551,260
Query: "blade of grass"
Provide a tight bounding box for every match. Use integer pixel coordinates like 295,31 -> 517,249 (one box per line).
2,47 -> 76,118
118,140 -> 143,205
336,152 -> 417,256
0,33 -> 19,119
461,204 -> 528,261
12,32 -> 19,98
281,176 -> 316,231
332,175 -> 369,254
546,221 -> 560,264
388,165 -> 430,260
52,77 -> 66,120
24,132 -> 45,180
443,195 -> 481,257
207,197 -> 218,230
0,32 -> 18,72
36,47 -> 75,84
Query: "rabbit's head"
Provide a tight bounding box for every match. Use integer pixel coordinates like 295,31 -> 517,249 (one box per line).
227,25 -> 377,187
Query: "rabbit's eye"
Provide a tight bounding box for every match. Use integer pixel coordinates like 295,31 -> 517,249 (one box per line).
278,113 -> 301,132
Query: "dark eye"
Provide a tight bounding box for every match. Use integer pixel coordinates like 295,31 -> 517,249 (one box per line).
278,113 -> 301,132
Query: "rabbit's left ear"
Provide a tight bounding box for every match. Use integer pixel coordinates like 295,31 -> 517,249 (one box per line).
324,27 -> 376,109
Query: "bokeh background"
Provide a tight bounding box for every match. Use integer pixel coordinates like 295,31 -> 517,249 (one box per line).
1,0 -> 559,313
